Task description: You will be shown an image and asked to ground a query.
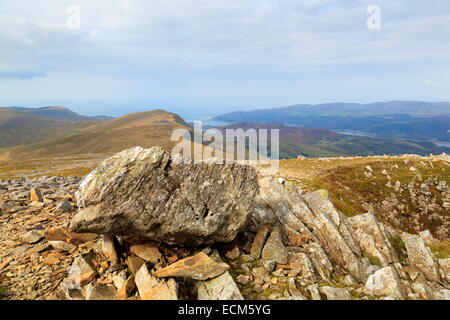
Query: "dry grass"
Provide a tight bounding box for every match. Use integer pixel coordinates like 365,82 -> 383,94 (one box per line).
0,155 -> 106,180
427,241 -> 450,259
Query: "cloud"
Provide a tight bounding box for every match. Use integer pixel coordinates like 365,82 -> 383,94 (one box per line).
0,0 -> 449,113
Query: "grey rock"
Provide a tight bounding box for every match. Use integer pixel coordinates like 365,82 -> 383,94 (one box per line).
70,147 -> 259,245
85,283 -> 117,300
319,286 -> 352,300
258,178 -> 366,282
364,266 -> 407,299
197,271 -> 243,300
401,234 -> 441,283
48,241 -> 77,252
261,227 -> 288,264
434,289 -> 450,300
135,264 -> 178,300
56,201 -> 72,213
22,231 -> 44,244
348,212 -> 399,266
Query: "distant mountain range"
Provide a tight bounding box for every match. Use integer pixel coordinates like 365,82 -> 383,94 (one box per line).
213,101 -> 450,143
1,106 -> 448,161
8,106 -> 113,121
0,108 -> 97,149
218,122 -> 447,158
0,108 -> 192,160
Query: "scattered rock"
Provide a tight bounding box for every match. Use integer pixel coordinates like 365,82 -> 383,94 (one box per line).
66,253 -> 97,288
126,255 -> 146,275
30,188 -> 43,202
236,275 -> 250,285
114,276 -> 136,300
135,264 -> 178,300
48,240 -> 77,252
319,286 -> 352,300
130,242 -> 161,263
22,231 -> 44,244
225,246 -> 240,260
250,225 -> 271,259
154,252 -> 230,281
197,272 -> 243,300
261,227 -> 288,264
56,201 -> 72,213
101,235 -> 118,264
85,283 -> 117,300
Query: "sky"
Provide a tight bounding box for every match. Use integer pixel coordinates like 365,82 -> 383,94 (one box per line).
0,0 -> 450,119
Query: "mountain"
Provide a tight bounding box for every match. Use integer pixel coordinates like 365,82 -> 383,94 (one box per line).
218,122 -> 448,158
1,109 -> 448,161
0,108 -> 97,149
8,106 -> 114,121
213,101 -> 450,142
367,114 -> 450,142
2,109 -> 195,160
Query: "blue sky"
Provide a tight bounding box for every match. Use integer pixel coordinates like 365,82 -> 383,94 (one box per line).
0,0 -> 450,119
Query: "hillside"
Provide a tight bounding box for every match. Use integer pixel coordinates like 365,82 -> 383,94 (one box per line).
1,150 -> 449,301
219,122 -> 448,158
214,101 -> 450,143
368,115 -> 450,142
9,106 -> 113,121
2,110 -> 193,160
0,108 -> 97,149
268,154 -> 450,240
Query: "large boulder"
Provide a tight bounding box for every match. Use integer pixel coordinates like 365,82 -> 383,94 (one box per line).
70,147 -> 259,245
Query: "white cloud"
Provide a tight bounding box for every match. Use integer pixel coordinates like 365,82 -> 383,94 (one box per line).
0,0 -> 449,111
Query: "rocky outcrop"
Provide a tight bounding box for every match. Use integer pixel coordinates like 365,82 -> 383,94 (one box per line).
1,150 -> 449,301
70,147 -> 259,246
401,234 -> 441,283
258,178 -> 367,282
364,266 -> 407,299
348,212 -> 399,266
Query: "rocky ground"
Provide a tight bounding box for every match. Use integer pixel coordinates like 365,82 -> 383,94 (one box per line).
0,148 -> 449,300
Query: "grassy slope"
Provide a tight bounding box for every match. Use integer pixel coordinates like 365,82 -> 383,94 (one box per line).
278,156 -> 450,240
3,109 -> 192,159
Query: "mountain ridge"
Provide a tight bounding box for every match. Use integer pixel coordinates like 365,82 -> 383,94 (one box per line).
218,122 -> 449,158
214,101 -> 450,143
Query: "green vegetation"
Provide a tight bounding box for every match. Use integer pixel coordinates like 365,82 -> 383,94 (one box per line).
0,287 -> 7,296
1,109 -> 197,161
389,235 -> 408,264
220,122 -> 447,159
427,241 -> 450,259
362,252 -> 382,268
214,101 -> 450,143
278,156 -> 450,239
